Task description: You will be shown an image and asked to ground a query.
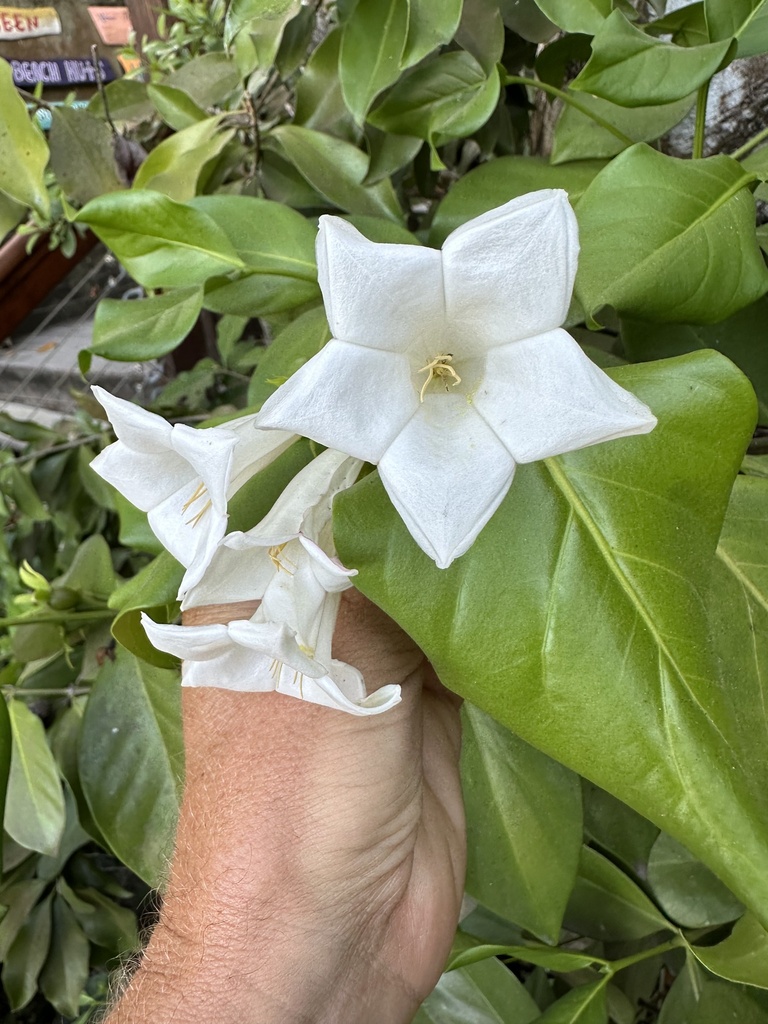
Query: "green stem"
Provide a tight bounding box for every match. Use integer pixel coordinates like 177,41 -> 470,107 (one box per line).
504,75 -> 634,146
3,687 -> 90,699
0,610 -> 114,629
732,124 -> 768,161
692,80 -> 710,160
607,936 -> 684,976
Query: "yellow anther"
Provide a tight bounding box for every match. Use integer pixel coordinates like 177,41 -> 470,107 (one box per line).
185,499 -> 212,527
268,543 -> 297,575
181,480 -> 207,514
418,353 -> 462,402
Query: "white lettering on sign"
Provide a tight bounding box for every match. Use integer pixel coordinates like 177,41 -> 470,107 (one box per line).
0,6 -> 61,39
9,59 -> 62,85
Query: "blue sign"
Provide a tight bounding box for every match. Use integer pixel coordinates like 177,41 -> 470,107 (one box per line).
10,56 -> 115,88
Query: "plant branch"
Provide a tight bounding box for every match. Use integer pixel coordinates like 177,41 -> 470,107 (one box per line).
504,75 -> 634,146
693,80 -> 710,160
607,936 -> 684,975
16,88 -> 55,111
3,687 -> 90,699
0,433 -> 106,472
732,124 -> 768,161
0,610 -> 114,629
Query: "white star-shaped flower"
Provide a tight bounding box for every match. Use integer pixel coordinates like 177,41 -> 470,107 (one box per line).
90,386 -> 295,596
256,191 -> 656,568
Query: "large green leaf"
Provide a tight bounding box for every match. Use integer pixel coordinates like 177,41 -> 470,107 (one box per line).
0,59 -> 49,217
147,83 -> 208,130
91,287 -> 204,362
79,648 -> 183,886
534,980 -> 608,1024
647,832 -> 744,928
166,53 -> 242,108
39,896 -> 90,1019
705,0 -> 768,56
2,894 -> 52,1011
132,118 -> 234,201
571,10 -> 732,106
415,955 -> 540,1023
339,0 -> 409,124
534,0 -> 611,34
404,0 -> 463,65
48,107 -> 123,206
335,352 -> 768,926
462,703 -> 582,942
575,145 -> 768,324
5,702 -> 65,857
688,913 -> 768,988
76,191 -> 245,288
660,966 -> 768,1024
429,156 -> 605,245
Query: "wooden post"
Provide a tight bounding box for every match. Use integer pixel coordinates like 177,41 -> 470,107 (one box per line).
125,0 -> 162,46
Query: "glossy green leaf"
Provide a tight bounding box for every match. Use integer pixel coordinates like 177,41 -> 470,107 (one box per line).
57,534 -> 116,602
344,214 -> 421,244
647,2 -> 710,46
449,944 -> 604,973
500,0 -> 557,41
0,191 -> 24,240
339,0 -> 409,124
566,847 -> 670,940
0,700 -> 11,867
415,956 -> 541,1023
404,0 -> 463,65
293,29 -> 353,138
660,966 -> 768,1024
166,53 -> 242,108
133,118 -> 234,201
462,703 -> 582,942
365,129 -> 423,184
705,0 -> 768,56
66,885 -> 138,953
109,549 -> 182,615
0,59 -> 49,217
688,913 -> 768,988
2,894 -> 52,1011
551,91 -> 695,163
621,296 -> 768,423
335,352 -> 768,927
534,0 -> 611,34
456,0 -> 505,74
76,190 -> 246,288
247,305 -> 330,407
48,107 -> 123,206
647,832 -> 744,928
0,881 -> 46,961
575,145 -> 768,323
225,0 -> 301,77
39,896 -> 90,1019
430,156 -> 605,245
268,124 -> 402,221
571,10 -> 732,106
147,83 -> 208,130
582,782 -> 658,874
534,979 -> 609,1024
5,701 -> 65,857
88,80 -> 153,125
80,647 -> 183,886
91,287 -> 203,362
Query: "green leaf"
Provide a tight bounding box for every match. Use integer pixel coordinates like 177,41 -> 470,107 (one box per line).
500,0 -> 557,42
0,190 -> 24,240
534,0 -> 612,34
571,10 -> 732,106
294,29 -> 353,137
57,534 -> 116,601
132,118 -> 235,201
166,53 -> 242,108
0,701 -> 11,868
534,979 -> 609,1024
660,966 -> 768,1024
403,0 -> 463,65
247,305 -> 330,408
48,107 -> 123,207
449,944 -> 604,973
368,51 -> 500,147
65,885 -> 138,953
268,124 -> 403,221
91,287 -> 204,361
109,549 -> 182,615
339,0 -> 409,124
76,190 -> 246,288
415,956 -> 541,1023
647,832 -> 744,928
5,702 -> 65,857
462,703 -> 582,942
705,0 -> 768,56
0,59 -> 49,217
0,881 -> 46,961
575,145 -> 768,323
335,352 -> 768,927
688,913 -> 768,989
566,847 -> 670,940
225,0 -> 301,77
647,2 -> 710,47
582,782 -> 659,873
551,91 -> 695,164
621,296 -> 768,423
147,83 -> 208,130
429,155 -> 605,245
2,894 -> 52,1011
455,0 -> 505,74
39,896 -> 90,1019
88,80 -> 153,126
79,647 -> 183,887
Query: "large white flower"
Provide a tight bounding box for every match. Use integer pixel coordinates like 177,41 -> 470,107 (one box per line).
142,449 -> 401,716
256,191 -> 657,568
90,386 -> 295,596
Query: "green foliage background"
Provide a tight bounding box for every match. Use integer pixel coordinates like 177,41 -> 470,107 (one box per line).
1,0 -> 768,1019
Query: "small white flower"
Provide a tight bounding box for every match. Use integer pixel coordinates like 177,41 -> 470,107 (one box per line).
90,386 -> 295,597
143,449 -> 402,716
256,191 -> 657,568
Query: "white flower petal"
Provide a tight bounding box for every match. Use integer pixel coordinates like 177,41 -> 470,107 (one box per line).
141,615 -> 231,661
228,422 -> 297,494
147,482 -> 227,582
317,216 -> 445,352
442,190 -> 579,351
180,537 -> 275,610
90,443 -> 190,511
92,385 -> 173,453
378,396 -> 516,569
170,423 -> 238,516
257,339 -> 417,462
278,663 -> 402,716
473,329 -> 657,464
298,535 -> 356,593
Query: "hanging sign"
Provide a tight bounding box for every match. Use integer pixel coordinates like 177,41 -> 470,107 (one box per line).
88,6 -> 133,46
0,6 -> 61,40
10,57 -> 115,88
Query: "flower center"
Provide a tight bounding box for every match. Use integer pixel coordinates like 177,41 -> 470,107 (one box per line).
417,353 -> 462,402
268,543 -> 297,575
182,481 -> 211,527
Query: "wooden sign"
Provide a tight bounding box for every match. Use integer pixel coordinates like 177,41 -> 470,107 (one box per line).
10,57 -> 115,88
88,6 -> 133,46
0,6 -> 61,40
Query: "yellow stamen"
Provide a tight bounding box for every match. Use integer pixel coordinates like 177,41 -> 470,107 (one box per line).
418,353 -> 462,402
268,543 -> 297,575
185,499 -> 212,527
181,480 -> 207,514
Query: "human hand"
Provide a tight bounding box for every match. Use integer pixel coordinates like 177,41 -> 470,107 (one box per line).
107,590 -> 465,1024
